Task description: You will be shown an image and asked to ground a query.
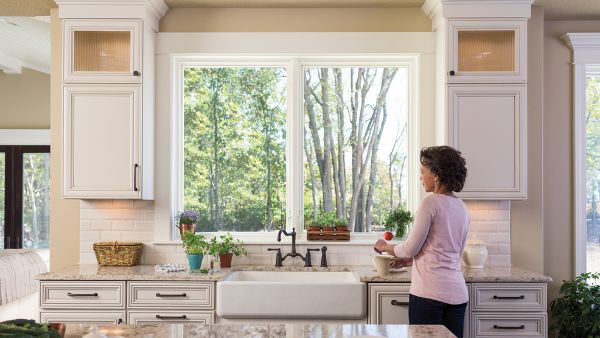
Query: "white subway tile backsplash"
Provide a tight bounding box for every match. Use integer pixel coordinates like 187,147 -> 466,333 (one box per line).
80,253 -> 96,264
80,199 -> 511,268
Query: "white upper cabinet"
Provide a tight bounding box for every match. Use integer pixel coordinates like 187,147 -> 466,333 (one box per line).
64,19 -> 142,83
448,85 -> 526,199
63,85 -> 142,199
447,20 -> 527,84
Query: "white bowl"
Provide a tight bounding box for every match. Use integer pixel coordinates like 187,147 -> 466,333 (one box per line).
372,254 -> 393,275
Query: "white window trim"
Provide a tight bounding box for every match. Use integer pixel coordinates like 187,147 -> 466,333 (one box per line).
563,33 -> 600,276
153,32 -> 436,245
0,129 -> 50,145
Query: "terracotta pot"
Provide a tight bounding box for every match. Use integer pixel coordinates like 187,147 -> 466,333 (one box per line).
220,252 -> 234,267
177,223 -> 197,237
307,226 -> 320,232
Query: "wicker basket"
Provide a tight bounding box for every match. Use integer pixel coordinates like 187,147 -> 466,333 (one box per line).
93,242 -> 143,266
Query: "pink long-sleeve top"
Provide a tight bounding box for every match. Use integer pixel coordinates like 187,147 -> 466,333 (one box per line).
394,193 -> 470,305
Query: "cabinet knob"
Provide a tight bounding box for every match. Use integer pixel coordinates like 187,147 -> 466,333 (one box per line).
133,70 -> 140,76
449,70 -> 456,76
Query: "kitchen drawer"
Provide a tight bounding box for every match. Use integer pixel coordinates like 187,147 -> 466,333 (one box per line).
40,311 -> 125,324
128,310 -> 214,324
471,283 -> 546,311
40,281 -> 125,309
368,283 -> 410,324
127,281 -> 214,309
472,313 -> 547,338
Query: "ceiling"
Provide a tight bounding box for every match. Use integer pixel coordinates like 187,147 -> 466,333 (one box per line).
0,16 -> 50,74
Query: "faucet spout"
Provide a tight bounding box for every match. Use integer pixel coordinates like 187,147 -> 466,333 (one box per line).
277,229 -> 288,242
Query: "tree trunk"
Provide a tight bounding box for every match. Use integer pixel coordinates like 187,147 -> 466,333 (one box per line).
26,154 -> 38,247
398,154 -> 407,206
388,122 -> 407,209
319,68 -> 334,213
210,73 -> 221,229
264,102 -> 273,231
366,104 -> 388,230
305,70 -> 327,213
304,126 -> 319,223
334,69 -> 347,219
42,153 -> 50,246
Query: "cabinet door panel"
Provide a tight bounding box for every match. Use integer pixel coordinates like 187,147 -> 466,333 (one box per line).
63,85 -> 141,198
449,85 -> 526,199
40,311 -> 125,324
368,283 -> 410,324
40,281 -> 126,309
128,311 -> 214,324
472,313 -> 546,338
127,282 -> 214,309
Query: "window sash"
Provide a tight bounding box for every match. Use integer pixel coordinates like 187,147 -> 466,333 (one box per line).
171,55 -> 419,243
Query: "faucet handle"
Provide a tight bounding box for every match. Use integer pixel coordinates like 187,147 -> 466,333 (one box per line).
304,248 -> 320,268
267,248 -> 283,267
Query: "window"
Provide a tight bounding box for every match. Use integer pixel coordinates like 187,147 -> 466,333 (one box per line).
0,146 -> 51,249
586,66 -> 600,274
173,57 -> 414,239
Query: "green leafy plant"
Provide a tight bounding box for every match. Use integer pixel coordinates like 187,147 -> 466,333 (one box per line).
549,272 -> 600,337
181,232 -> 208,255
316,211 -> 337,227
384,208 -> 413,239
208,233 -> 247,256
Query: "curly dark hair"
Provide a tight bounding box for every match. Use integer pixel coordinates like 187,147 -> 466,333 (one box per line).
420,146 -> 467,192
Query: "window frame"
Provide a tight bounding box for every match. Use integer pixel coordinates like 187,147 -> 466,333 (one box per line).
170,55 -> 419,243
564,33 -> 600,275
0,129 -> 51,249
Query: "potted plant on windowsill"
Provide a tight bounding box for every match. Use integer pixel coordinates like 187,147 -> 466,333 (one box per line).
182,232 -> 208,270
317,211 -> 336,232
384,208 -> 413,240
208,233 -> 247,268
175,210 -> 199,237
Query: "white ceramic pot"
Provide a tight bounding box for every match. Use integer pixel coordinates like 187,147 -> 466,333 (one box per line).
462,244 -> 488,269
372,254 -> 393,276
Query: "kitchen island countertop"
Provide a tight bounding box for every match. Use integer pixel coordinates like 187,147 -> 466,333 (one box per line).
64,323 -> 456,338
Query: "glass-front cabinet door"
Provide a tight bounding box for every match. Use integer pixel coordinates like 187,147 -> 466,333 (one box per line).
63,19 -> 142,83
447,20 -> 526,83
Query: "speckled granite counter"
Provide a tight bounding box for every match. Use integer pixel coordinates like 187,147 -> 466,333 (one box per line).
64,323 -> 456,338
36,264 -> 552,283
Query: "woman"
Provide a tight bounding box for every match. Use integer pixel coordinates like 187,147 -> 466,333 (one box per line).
374,145 -> 469,338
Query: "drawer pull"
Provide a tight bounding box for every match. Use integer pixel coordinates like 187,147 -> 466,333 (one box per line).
155,315 -> 187,320
156,292 -> 187,297
67,292 -> 98,297
493,324 -> 525,330
391,300 -> 407,306
493,295 -> 525,300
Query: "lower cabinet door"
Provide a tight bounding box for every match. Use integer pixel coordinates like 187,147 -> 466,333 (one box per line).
472,313 -> 547,338
127,311 -> 215,324
368,283 -> 410,324
40,311 -> 125,324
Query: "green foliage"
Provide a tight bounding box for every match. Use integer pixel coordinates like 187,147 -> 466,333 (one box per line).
208,233 -> 247,256
0,322 -> 60,337
549,272 -> 600,337
384,208 -> 413,239
181,232 -> 209,255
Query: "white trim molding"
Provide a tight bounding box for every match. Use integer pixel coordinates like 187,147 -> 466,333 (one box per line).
0,129 -> 50,145
563,33 -> 600,276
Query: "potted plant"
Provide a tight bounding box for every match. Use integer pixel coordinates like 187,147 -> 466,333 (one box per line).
181,232 -> 208,270
175,210 -> 199,237
384,208 -> 413,239
334,217 -> 348,232
208,233 -> 247,268
549,272 -> 600,337
317,211 -> 336,232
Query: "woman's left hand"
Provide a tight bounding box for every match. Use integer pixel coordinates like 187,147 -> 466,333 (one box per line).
389,257 -> 413,268
374,239 -> 395,256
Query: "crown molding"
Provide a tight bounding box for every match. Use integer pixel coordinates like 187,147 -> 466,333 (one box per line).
422,0 -> 533,21
563,33 -> 600,64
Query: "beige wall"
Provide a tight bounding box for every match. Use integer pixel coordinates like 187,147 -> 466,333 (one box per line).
0,68 -> 50,129
512,7 -> 544,274
49,8 -> 80,271
543,19 -> 600,300
160,8 -> 431,32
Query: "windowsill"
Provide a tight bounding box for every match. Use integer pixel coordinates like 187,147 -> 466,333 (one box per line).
152,237 -> 401,246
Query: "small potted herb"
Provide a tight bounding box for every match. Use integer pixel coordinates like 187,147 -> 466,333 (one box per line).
175,210 -> 199,237
317,211 -> 337,232
334,217 -> 348,232
384,208 -> 413,239
208,233 -> 247,268
181,232 -> 208,270
550,272 -> 600,337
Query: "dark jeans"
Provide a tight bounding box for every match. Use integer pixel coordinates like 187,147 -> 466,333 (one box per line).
409,294 -> 468,338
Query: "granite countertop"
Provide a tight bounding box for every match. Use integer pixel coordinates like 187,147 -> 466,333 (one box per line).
64,323 -> 456,338
36,264 -> 552,283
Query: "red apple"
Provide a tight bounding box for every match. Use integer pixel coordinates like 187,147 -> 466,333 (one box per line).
383,231 -> 393,241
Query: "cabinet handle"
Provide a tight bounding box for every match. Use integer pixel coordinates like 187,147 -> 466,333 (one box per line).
133,70 -> 140,76
390,300 -> 407,306
493,295 -> 525,300
133,164 -> 139,191
493,324 -> 525,330
449,70 -> 456,76
155,315 -> 187,320
67,292 -> 98,297
156,293 -> 187,297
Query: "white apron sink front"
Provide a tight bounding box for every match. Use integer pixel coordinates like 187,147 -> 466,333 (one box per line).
216,271 -> 366,319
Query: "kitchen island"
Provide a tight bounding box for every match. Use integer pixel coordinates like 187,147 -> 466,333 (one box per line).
64,323 -> 456,338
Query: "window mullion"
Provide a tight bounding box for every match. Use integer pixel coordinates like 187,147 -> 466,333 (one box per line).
288,58 -> 304,234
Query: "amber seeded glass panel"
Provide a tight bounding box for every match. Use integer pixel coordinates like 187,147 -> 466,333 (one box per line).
74,31 -> 131,72
458,30 -> 515,72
